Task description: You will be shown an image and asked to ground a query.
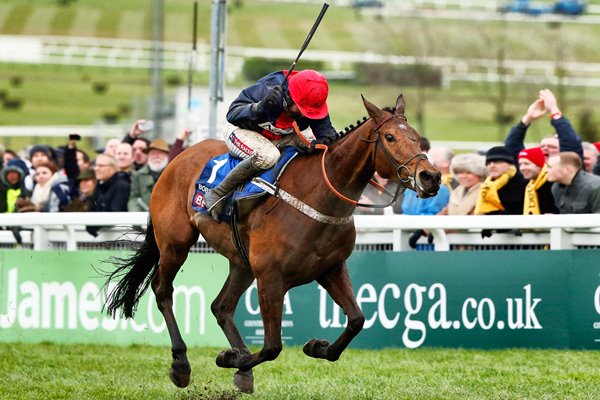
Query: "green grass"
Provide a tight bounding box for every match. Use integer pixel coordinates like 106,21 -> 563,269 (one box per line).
1,342 -> 599,399
2,1 -> 600,143
2,61 -> 600,144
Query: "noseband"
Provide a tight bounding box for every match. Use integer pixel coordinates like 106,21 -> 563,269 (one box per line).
371,114 -> 435,197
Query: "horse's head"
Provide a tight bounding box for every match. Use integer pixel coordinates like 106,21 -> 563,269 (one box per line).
362,94 -> 441,198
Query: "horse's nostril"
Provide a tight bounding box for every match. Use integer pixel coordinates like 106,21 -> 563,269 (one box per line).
418,171 -> 441,187
418,170 -> 433,183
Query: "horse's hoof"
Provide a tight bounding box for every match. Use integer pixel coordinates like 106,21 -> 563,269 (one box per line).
216,348 -> 240,368
303,339 -> 330,359
169,367 -> 191,388
233,370 -> 254,394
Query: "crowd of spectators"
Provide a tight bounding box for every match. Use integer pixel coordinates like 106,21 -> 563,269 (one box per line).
0,120 -> 191,237
1,89 -> 600,244
353,89 -> 600,246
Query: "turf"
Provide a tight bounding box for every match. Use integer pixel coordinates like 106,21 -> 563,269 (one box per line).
0,342 -> 599,399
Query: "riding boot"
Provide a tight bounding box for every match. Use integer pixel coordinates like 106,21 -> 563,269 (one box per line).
203,157 -> 263,222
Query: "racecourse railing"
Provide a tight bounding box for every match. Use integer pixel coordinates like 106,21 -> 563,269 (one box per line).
0,212 -> 599,252
3,34 -> 600,88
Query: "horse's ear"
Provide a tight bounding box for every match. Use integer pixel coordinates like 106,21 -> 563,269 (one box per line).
395,94 -> 405,115
362,94 -> 385,122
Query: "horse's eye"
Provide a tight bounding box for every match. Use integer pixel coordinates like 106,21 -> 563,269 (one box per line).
385,134 -> 395,142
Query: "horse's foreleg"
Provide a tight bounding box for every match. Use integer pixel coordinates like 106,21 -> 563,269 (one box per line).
152,250 -> 192,388
305,262 -> 365,362
216,276 -> 285,372
211,263 -> 255,393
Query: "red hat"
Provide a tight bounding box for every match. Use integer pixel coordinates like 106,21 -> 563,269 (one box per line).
518,147 -> 545,168
593,142 -> 600,153
287,70 -> 329,119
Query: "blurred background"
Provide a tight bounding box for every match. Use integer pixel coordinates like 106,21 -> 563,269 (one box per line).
1,0 -> 599,154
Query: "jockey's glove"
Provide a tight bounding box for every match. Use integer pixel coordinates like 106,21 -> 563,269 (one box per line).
259,85 -> 284,112
309,139 -> 324,152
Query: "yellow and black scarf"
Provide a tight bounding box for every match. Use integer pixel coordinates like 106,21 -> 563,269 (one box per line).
474,165 -> 517,215
523,164 -> 548,215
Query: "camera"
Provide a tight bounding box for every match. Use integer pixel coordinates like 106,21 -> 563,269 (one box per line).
69,133 -> 81,141
137,120 -> 155,132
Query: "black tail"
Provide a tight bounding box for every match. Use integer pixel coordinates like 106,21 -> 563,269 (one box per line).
103,218 -> 160,319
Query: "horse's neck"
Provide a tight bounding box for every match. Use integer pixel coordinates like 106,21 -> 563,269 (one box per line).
326,123 -> 376,199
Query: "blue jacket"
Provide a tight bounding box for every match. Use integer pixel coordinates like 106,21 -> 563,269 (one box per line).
226,70 -> 337,140
401,185 -> 450,215
505,117 -> 583,161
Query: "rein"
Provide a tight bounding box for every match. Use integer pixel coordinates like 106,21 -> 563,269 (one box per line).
292,120 -> 419,209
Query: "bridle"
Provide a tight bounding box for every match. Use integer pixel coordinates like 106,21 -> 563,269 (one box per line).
370,114 -> 435,198
292,117 -> 433,208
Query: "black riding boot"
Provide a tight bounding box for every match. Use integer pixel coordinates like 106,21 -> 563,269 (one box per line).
203,157 -> 263,222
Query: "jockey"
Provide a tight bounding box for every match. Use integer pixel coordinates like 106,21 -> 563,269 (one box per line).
203,69 -> 338,221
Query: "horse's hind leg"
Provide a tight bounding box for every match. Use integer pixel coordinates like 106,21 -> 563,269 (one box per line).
304,262 -> 365,361
152,238 -> 197,388
211,262 -> 255,393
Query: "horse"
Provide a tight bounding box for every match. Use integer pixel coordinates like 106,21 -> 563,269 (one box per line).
104,94 -> 441,393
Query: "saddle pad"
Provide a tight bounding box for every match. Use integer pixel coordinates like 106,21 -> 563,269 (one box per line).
192,147 -> 298,221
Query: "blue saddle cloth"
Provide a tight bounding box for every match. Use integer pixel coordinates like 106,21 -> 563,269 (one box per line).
192,147 -> 298,221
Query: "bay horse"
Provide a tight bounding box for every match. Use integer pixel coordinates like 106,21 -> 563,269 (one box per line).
104,94 -> 440,393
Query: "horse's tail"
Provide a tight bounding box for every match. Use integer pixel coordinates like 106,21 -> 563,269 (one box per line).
103,218 -> 160,319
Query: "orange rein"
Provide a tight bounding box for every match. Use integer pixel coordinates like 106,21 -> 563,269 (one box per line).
292,121 -> 382,206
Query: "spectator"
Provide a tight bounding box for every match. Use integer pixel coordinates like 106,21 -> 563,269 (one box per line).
123,119 -> 153,145
102,138 -> 121,157
128,138 -> 170,212
64,168 -> 96,212
0,159 -> 31,213
403,172 -> 450,248
131,138 -> 150,171
169,129 -> 192,161
402,184 -> 449,217
3,149 -> 17,166
429,146 -> 458,191
593,142 -> 600,176
62,134 -> 85,200
88,154 -> 130,236
25,144 -> 54,191
91,154 -> 130,212
123,120 -> 154,171
0,159 -> 31,245
19,161 -> 70,212
419,137 -> 430,153
518,147 -> 558,215
547,152 -> 600,213
29,144 -> 53,168
444,153 -> 487,215
475,146 -> 527,215
77,149 -> 92,171
581,142 -> 598,174
115,142 -> 134,178
505,89 -> 583,161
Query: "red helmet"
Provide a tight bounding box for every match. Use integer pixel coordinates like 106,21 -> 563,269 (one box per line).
287,70 -> 329,119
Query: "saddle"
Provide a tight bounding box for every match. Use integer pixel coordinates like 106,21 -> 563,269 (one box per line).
192,147 -> 299,222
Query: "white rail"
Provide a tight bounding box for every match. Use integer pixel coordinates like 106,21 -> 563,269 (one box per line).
3,34 -> 600,87
1,212 -> 599,252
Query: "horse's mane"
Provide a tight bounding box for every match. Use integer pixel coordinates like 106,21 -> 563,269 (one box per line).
324,105 -> 396,146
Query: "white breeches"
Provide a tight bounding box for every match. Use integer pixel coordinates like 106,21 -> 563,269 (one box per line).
222,126 -> 280,170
